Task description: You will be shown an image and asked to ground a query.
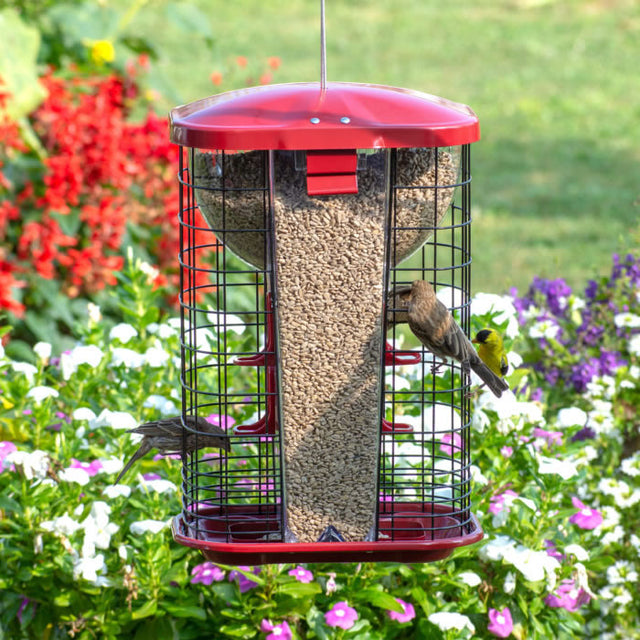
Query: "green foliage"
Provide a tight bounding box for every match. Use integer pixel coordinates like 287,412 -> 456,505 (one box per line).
0,256 -> 639,639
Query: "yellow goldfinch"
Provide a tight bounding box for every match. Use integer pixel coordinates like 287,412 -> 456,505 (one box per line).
405,280 -> 509,398
472,328 -> 509,381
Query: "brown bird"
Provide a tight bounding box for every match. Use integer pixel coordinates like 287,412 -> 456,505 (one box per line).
115,415 -> 231,483
386,283 -> 412,327
404,280 -> 509,398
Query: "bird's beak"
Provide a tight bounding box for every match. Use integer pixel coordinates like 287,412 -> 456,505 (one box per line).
471,338 -> 479,344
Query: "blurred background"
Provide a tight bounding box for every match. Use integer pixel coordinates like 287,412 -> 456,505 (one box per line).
116,0 -> 640,295
1,0 -> 639,351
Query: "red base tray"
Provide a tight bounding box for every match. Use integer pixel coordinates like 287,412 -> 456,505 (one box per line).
172,502 -> 483,565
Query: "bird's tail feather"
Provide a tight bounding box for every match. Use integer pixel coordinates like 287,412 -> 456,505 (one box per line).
470,361 -> 509,398
114,440 -> 152,484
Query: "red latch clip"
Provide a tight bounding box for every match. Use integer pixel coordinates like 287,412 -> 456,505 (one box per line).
306,149 -> 358,196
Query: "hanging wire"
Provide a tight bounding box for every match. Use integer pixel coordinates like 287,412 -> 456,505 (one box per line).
320,0 -> 327,91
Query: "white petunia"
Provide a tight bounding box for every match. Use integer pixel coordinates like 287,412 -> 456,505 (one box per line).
59,467 -> 91,486
73,407 -> 97,422
153,320 -> 179,339
621,453 -> 640,478
109,323 -> 138,344
428,612 -> 475,634
41,514 -> 82,536
471,292 -> 520,338
73,553 -> 108,585
82,502 -> 119,554
129,519 -> 170,535
629,335 -> 640,357
33,341 -> 52,360
601,525 -> 625,546
144,345 -> 170,367
607,560 -> 638,585
110,348 -> 145,368
507,350 -> 523,368
504,546 -> 560,587
479,535 -> 516,562
11,362 -> 38,383
564,544 -> 589,562
556,407 -> 587,429
470,465 -> 489,486
143,395 -> 177,415
528,318 -> 561,340
436,286 -> 464,310
475,390 -> 543,434
87,302 -> 102,323
537,454 -> 579,480
96,457 -> 123,475
207,310 -> 246,335
503,571 -> 517,595
458,571 -> 482,587
386,374 -> 411,390
26,385 -> 59,403
102,484 -> 132,499
94,409 -> 137,430
613,312 -> 640,328
3,449 -> 50,480
137,478 -> 177,494
60,345 -> 104,380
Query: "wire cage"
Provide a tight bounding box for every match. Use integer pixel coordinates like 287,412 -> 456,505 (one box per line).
170,83 -> 484,564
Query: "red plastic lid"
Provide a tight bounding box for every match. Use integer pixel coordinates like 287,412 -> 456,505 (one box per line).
170,82 -> 479,150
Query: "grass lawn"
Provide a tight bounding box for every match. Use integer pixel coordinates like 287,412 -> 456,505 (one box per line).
122,0 -> 640,295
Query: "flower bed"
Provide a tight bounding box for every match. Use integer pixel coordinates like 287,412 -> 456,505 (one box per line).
1,252 -> 638,639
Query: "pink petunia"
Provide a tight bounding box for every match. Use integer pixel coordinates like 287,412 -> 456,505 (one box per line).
532,428 -> 563,448
260,619 -> 292,640
489,490 -> 518,515
487,607 -> 513,638
70,458 -> 103,476
0,441 -> 17,471
207,413 -> 236,431
500,446 -> 514,458
288,565 -> 314,583
569,496 -> 603,530
545,579 -> 591,612
191,562 -> 225,585
440,431 -> 462,456
325,602 -> 358,630
387,598 -> 415,623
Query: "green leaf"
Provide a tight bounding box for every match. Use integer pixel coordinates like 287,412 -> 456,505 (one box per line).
0,9 -> 47,120
277,581 -> 322,598
354,588 -> 403,612
161,603 -> 206,620
165,3 -> 215,48
131,599 -> 158,620
306,607 -> 331,640
218,623 -> 257,638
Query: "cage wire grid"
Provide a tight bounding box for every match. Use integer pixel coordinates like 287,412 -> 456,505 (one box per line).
176,145 -> 474,549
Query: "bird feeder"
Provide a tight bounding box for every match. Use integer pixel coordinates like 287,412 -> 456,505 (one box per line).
170,10 -> 483,565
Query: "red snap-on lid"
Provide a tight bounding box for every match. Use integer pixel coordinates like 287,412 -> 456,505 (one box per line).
170,81 -> 479,150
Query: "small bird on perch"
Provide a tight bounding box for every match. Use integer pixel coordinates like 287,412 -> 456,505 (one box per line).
401,280 -> 509,398
472,328 -> 509,387
115,415 -> 231,483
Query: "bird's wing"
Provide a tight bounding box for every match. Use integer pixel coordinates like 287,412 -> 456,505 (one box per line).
130,417 -> 182,437
470,361 -> 509,397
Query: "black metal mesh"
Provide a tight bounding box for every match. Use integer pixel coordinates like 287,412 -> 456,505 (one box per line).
179,149 -> 284,543
177,144 -> 473,545
381,145 -> 473,540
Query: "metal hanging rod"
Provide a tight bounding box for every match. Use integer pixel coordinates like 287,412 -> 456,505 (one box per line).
320,0 -> 327,91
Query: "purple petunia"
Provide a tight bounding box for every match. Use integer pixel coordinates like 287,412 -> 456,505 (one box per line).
569,496 -> 603,530
325,601 -> 358,630
288,565 -> 314,583
229,566 -> 261,593
190,562 -> 225,585
487,607 -> 513,638
387,598 -> 415,623
260,619 -> 292,640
